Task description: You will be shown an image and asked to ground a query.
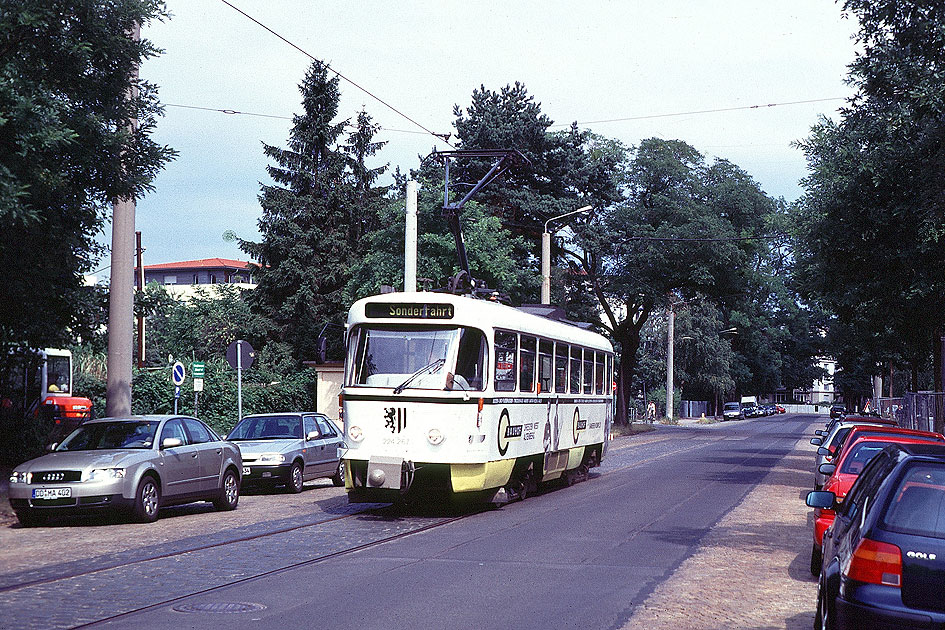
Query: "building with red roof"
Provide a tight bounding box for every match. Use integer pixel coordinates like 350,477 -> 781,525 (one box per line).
136,258 -> 256,298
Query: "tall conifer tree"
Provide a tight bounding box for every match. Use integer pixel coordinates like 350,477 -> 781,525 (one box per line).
241,61 -> 352,361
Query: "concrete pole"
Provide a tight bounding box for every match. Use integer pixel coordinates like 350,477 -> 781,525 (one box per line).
541,205 -> 591,305
135,230 -> 145,369
541,231 -> 551,305
237,342 -> 243,422
666,306 -> 675,420
404,180 -> 418,292
105,23 -> 139,418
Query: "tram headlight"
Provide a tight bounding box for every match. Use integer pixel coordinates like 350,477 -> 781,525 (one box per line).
348,425 -> 364,442
427,428 -> 445,445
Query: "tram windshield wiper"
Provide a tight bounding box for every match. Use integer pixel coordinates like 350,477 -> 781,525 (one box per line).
393,358 -> 446,394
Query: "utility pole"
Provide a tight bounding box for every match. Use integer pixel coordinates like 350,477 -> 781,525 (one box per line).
135,231 -> 145,369
541,206 -> 591,305
105,23 -> 139,417
404,180 -> 417,292
665,303 -> 675,421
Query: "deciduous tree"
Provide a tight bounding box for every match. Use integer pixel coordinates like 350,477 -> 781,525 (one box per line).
0,0 -> 175,348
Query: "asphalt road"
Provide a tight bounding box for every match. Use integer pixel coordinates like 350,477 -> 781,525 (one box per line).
0,414 -> 817,630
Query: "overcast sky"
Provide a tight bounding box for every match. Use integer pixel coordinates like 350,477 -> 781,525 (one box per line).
120,0 -> 860,271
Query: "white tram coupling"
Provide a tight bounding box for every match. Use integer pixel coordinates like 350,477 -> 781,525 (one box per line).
340,292 -> 614,504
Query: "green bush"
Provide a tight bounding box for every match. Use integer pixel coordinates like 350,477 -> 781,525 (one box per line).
131,359 -> 318,436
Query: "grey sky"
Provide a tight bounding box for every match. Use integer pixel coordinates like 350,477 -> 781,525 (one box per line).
122,0 -> 859,271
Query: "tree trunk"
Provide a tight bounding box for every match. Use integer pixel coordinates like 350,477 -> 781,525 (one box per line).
613,320 -> 644,425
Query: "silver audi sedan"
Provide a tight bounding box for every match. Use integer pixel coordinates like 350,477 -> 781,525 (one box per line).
8,415 -> 242,526
228,413 -> 345,493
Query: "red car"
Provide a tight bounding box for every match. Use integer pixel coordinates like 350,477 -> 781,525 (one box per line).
809,427 -> 945,575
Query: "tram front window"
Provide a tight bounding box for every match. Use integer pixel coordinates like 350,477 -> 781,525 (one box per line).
347,326 -> 486,392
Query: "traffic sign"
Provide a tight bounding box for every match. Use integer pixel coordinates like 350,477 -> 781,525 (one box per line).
174,385 -> 181,399
193,378 -> 204,392
192,361 -> 205,379
226,340 -> 255,370
172,361 -> 186,386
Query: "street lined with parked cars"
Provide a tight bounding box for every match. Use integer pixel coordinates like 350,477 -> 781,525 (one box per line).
0,412 -> 823,630
8,415 -> 241,526
9,412 -> 344,527
806,411 -> 945,629
6,410 -> 346,528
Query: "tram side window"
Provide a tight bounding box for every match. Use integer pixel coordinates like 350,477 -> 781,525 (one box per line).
454,328 -> 487,391
538,340 -> 553,394
583,350 -> 593,394
554,343 -> 569,393
519,335 -> 536,393
595,352 -> 605,395
570,347 -> 582,394
494,331 -> 517,392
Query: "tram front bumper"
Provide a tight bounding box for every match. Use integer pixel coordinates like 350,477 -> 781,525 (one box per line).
366,455 -> 412,490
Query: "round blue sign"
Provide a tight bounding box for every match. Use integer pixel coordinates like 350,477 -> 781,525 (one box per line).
172,361 -> 186,386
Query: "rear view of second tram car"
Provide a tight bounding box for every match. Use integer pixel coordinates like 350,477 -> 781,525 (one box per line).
340,292 -> 614,504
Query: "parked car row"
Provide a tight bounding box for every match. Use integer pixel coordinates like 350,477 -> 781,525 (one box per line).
721,402 -> 785,420
7,412 -> 345,527
806,413 -> 945,628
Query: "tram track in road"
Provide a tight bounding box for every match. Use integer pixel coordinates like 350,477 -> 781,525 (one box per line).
68,509 -> 481,630
1,418 -> 815,630
0,509 -> 362,595
0,502 -> 487,630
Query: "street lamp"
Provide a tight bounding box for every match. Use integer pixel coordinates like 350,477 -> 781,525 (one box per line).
541,205 -> 592,305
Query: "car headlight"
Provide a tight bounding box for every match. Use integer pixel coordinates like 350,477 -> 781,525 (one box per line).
257,453 -> 286,463
9,471 -> 28,484
88,468 -> 125,482
348,426 -> 364,442
427,429 -> 445,445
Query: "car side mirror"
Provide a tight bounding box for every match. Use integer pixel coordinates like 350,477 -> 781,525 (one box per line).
162,437 -> 183,449
306,431 -> 320,441
806,490 -> 836,509
810,437 -> 823,446
819,463 -> 837,475
817,447 -> 831,456
45,442 -> 58,452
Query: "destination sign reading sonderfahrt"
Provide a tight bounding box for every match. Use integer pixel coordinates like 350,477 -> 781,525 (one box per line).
365,302 -> 455,319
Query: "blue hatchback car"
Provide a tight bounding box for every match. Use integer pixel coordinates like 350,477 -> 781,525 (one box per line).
808,442 -> 945,629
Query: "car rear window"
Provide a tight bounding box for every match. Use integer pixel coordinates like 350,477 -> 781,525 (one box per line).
883,464 -> 945,539
840,442 -> 890,475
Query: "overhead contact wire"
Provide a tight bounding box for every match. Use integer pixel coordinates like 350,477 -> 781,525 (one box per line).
218,0 -> 453,147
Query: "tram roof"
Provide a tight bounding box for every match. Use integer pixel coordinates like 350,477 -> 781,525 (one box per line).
348,292 -> 613,352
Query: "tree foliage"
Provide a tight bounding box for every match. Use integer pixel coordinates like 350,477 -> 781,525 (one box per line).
240,61 -> 393,361
0,0 -> 175,348
794,0 -> 945,396
571,138 -> 800,421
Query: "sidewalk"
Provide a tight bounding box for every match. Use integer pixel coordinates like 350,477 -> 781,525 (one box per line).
621,431 -> 818,629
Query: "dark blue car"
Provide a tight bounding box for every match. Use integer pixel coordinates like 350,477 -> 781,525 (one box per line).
808,442 -> 945,629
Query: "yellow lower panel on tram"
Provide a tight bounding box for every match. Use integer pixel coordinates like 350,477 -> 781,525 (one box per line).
451,459 -> 516,493
542,447 -> 586,482
343,459 -> 354,490
567,446 -> 586,470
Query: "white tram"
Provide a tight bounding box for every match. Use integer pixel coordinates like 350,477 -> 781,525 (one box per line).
340,292 -> 614,504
